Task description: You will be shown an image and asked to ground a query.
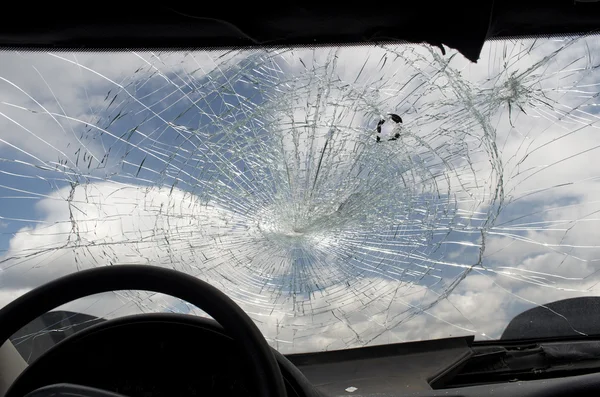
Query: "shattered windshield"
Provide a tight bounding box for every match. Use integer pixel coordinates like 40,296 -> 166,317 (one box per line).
1,35 -> 600,354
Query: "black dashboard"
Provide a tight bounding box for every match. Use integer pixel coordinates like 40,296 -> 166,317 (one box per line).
9,312 -> 600,397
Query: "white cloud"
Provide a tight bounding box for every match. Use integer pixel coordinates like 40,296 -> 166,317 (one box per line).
0,50 -> 250,165
0,181 -> 483,352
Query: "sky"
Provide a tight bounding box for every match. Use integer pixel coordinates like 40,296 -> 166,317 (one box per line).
0,36 -> 600,354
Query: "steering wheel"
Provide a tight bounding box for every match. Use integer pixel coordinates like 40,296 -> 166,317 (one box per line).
0,265 -> 287,397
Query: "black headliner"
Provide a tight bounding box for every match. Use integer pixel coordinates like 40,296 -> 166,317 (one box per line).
1,2 -> 599,62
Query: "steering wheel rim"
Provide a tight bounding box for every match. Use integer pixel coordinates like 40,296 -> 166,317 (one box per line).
0,265 -> 287,397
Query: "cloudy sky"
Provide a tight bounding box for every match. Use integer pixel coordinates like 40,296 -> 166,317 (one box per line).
0,35 -> 599,354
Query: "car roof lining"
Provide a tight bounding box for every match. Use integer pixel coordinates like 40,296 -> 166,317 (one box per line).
1,2 -> 599,62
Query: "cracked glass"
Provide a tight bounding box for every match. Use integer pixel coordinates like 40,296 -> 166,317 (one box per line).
2,34 -> 600,357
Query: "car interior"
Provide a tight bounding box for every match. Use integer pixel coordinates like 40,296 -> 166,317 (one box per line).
1,2 -> 600,396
